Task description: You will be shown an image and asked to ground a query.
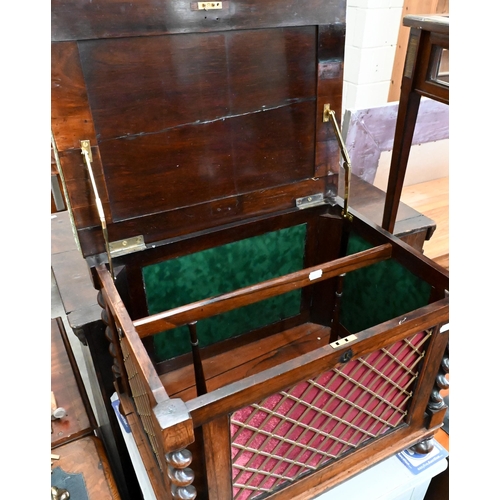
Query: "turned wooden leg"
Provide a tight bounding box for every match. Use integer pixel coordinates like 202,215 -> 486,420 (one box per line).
428,343 -> 449,412
427,342 -> 449,430
166,449 -> 197,499
410,436 -> 434,455
410,340 -> 449,456
97,290 -> 128,395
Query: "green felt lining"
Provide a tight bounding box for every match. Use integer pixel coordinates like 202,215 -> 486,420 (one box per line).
339,233 -> 432,333
142,226 -> 431,362
142,224 -> 307,360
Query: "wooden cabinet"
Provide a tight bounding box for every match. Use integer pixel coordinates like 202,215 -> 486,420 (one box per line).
51,2 -> 449,499
51,317 -> 120,499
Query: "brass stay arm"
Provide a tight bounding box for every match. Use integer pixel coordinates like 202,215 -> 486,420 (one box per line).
80,140 -> 115,279
323,104 -> 353,221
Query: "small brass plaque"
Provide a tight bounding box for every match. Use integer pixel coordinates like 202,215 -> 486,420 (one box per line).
330,334 -> 357,349
198,1 -> 222,9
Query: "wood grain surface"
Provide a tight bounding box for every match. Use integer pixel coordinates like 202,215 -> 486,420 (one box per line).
401,176 -> 448,269
51,318 -> 92,448
52,436 -> 121,500
52,0 -> 346,41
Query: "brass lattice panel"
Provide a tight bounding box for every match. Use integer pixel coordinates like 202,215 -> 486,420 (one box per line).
230,330 -> 431,499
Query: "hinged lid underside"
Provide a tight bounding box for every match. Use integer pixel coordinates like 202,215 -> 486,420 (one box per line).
51,0 -> 347,258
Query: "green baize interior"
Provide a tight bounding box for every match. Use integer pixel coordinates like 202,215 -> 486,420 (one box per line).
142,225 -> 431,361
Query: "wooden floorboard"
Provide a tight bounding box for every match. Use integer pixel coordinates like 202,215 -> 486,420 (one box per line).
401,176 -> 449,269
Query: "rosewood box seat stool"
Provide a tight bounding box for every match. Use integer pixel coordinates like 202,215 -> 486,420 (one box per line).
51,2 -> 449,499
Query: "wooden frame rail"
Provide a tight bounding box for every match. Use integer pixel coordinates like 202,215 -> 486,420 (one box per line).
133,243 -> 393,338
188,300 -> 448,499
98,265 -> 195,450
185,298 -> 449,427
95,205 -> 450,500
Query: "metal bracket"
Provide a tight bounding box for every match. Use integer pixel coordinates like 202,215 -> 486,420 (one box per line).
330,334 -> 357,349
323,104 -> 353,221
323,103 -> 332,123
330,335 -> 356,364
81,139 -> 93,162
80,139 -> 114,278
295,193 -> 325,209
109,236 -> 147,258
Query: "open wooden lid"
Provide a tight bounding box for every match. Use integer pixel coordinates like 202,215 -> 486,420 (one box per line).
51,0 -> 346,258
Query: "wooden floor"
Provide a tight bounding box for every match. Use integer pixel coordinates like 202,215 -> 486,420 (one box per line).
401,176 -> 449,270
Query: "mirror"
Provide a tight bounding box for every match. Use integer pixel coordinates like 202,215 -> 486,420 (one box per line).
429,46 -> 449,86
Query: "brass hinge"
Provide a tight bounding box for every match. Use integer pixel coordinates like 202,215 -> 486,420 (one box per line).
295,193 -> 325,209
109,236 -> 147,258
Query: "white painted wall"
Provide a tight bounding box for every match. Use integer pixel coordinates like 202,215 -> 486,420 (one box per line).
342,0 -> 404,114
342,0 -> 449,187
374,139 -> 449,189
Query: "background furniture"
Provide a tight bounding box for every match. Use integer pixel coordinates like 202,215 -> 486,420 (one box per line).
343,98 -> 449,187
51,213 -> 142,500
382,14 -> 449,233
51,317 -> 121,499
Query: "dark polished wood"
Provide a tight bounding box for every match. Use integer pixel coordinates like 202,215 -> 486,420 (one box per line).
51,317 -> 93,448
52,17 -> 344,257
382,14 -> 449,233
96,102 -> 316,220
163,323 -> 332,400
52,0 -> 346,41
201,416 -> 233,499
93,203 -> 449,497
52,214 -> 141,500
51,183 -> 445,499
133,243 -> 392,337
52,436 -> 121,500
346,174 -> 435,250
51,318 -> 121,499
79,28 -> 317,140
183,298 -> 448,426
52,2 -> 450,498
118,393 -> 172,499
188,322 -> 208,396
